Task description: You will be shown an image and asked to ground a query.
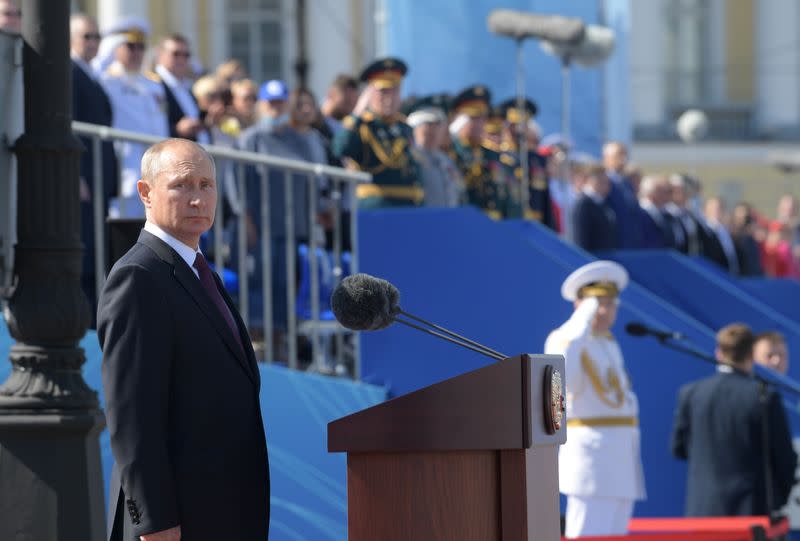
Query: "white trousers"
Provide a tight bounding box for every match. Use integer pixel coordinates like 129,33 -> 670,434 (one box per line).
564,495 -> 635,538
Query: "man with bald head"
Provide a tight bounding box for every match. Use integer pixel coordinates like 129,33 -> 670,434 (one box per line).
98,139 -> 270,541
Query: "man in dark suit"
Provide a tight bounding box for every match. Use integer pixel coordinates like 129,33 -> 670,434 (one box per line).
638,174 -> 677,250
603,141 -> 642,249
70,13 -> 119,317
671,323 -> 796,517
569,164 -> 618,253
152,34 -> 207,143
98,139 -> 269,541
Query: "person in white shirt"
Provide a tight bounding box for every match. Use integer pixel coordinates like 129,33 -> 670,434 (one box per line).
153,34 -> 207,144
98,19 -> 169,203
544,261 -> 646,538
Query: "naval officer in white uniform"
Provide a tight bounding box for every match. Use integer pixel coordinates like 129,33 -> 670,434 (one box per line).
544,260 -> 646,538
97,18 -> 169,204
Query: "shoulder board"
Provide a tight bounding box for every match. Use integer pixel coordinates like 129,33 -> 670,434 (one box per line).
499,153 -> 516,166
144,70 -> 161,83
360,111 -> 375,122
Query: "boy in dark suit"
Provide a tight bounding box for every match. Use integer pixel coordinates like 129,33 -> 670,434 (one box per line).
671,323 -> 796,517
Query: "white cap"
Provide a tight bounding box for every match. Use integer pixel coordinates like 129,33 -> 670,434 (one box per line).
407,107 -> 445,128
448,113 -> 468,137
101,15 -> 151,38
561,260 -> 629,302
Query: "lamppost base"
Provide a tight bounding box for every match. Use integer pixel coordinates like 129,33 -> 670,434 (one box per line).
0,409 -> 106,541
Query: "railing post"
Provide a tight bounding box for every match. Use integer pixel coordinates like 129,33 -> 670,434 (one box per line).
91,136 -> 105,301
284,170 -> 298,370
349,182 -> 360,381
332,179 -> 345,371
259,165 -> 273,363
308,172 -> 321,370
237,162 -> 249,328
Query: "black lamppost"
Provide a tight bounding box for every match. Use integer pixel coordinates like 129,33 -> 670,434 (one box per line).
0,1 -> 105,539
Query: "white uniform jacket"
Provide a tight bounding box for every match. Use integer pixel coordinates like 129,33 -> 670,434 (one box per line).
544,299 -> 646,500
100,62 -> 169,197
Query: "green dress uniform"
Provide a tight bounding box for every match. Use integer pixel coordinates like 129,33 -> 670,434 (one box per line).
499,98 -> 557,228
449,86 -> 515,219
450,137 -> 514,220
333,111 -> 420,208
331,57 -> 422,209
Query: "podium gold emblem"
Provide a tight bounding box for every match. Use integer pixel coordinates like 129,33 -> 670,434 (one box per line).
543,365 -> 565,434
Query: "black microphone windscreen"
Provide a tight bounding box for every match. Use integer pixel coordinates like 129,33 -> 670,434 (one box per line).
331,273 -> 398,331
487,10 -> 585,44
625,323 -> 648,337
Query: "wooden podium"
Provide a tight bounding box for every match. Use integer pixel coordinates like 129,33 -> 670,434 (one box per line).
328,354 -> 567,541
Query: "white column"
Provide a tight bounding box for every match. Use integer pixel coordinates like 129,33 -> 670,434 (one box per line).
307,0 -> 356,98
98,0 -> 149,33
208,0 -> 228,70
630,0 -> 666,128
171,0 -> 198,51
755,0 -> 800,134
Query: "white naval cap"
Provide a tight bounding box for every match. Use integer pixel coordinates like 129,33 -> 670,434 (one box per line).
101,15 -> 151,39
561,260 -> 629,302
407,107 -> 445,128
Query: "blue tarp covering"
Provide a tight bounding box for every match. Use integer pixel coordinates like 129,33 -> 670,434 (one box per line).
608,251 -> 800,382
359,207 -> 724,518
0,322 -> 387,541
384,0 -> 610,155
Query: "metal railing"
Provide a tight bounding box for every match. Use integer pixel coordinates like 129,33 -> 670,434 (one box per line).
72,121 -> 371,378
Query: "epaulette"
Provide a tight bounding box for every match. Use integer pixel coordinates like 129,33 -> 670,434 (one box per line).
144,70 -> 161,83
360,111 -> 375,122
342,114 -> 358,130
499,153 -> 516,166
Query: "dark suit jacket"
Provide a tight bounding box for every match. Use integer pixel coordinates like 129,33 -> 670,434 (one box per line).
98,231 -> 269,540
671,370 -> 797,517
162,78 -> 198,141
569,193 -> 618,253
72,60 -> 118,310
638,206 -> 668,249
606,175 -> 642,249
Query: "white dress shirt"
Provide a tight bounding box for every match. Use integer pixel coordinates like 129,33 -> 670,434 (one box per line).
144,221 -> 200,278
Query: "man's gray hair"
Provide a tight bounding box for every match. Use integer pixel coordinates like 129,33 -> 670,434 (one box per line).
140,138 -> 216,183
639,174 -> 665,198
69,13 -> 96,36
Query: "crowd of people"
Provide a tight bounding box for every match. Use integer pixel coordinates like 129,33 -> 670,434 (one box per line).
7,9 -> 775,312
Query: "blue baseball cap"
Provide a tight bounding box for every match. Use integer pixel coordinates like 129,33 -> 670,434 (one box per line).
258,79 -> 288,102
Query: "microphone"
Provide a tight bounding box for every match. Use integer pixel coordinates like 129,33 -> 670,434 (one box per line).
487,10 -> 585,44
331,273 -> 507,361
540,24 -> 615,67
625,322 -> 684,342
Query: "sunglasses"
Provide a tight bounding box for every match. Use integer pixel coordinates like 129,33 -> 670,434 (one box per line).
241,95 -> 257,102
83,33 -> 101,41
171,50 -> 191,59
125,42 -> 146,51
1,9 -> 21,18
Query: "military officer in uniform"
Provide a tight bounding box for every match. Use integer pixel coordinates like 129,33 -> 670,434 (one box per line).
449,86 -> 514,219
544,261 -> 646,538
98,19 -> 169,203
482,105 -> 506,153
407,96 -> 464,207
500,97 -> 557,229
332,57 -> 421,208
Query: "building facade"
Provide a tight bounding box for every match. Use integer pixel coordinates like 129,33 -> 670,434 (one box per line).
75,0 -> 379,101
630,0 -> 800,215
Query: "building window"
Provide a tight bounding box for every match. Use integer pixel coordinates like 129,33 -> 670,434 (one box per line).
664,0 -> 709,106
228,0 -> 284,83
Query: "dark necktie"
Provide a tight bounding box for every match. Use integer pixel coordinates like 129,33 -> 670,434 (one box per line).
193,253 -> 244,352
